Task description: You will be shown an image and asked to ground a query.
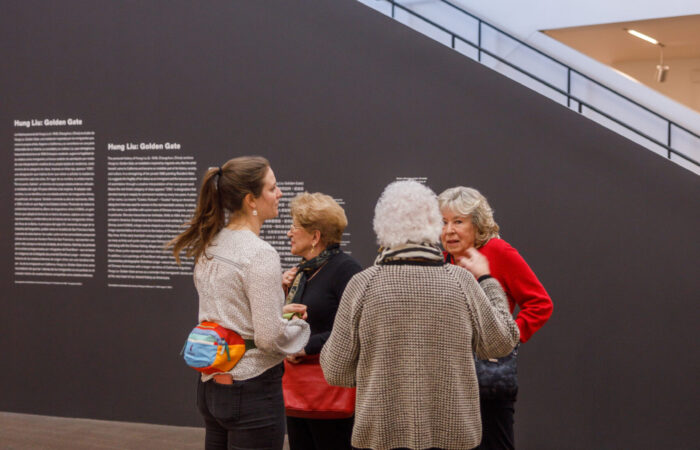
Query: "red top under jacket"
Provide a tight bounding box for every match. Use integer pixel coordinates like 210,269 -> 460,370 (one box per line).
445,238 -> 553,343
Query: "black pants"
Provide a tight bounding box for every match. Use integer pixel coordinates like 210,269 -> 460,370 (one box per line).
287,416 -> 353,450
196,364 -> 286,450
474,397 -> 515,450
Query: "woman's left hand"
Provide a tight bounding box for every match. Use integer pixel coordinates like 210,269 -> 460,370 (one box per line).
286,349 -> 307,364
283,303 -> 308,320
456,247 -> 490,279
282,267 -> 299,292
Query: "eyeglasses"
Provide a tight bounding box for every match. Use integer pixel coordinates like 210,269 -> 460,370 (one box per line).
289,223 -> 302,232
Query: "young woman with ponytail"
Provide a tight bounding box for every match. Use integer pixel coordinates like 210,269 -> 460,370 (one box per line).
168,156 -> 310,450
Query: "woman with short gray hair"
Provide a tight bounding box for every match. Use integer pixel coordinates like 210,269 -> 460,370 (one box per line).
321,180 -> 519,450
439,186 -> 553,450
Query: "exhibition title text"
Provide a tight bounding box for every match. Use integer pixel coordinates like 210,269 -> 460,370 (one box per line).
107,142 -> 182,151
14,118 -> 83,128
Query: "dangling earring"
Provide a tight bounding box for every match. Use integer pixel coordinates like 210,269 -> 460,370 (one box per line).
252,209 -> 258,216
311,243 -> 315,251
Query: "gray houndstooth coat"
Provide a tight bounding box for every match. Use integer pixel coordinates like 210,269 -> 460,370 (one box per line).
320,263 -> 519,450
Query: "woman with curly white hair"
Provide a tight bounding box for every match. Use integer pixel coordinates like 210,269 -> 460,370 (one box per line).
320,180 -> 520,450
439,186 -> 553,450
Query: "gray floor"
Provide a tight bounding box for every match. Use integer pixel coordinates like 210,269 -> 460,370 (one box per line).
0,412 -> 290,449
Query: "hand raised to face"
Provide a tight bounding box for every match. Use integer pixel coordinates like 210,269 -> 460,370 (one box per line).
456,247 -> 490,279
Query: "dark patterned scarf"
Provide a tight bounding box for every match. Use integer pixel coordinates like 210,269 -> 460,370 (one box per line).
374,242 -> 444,266
285,243 -> 341,304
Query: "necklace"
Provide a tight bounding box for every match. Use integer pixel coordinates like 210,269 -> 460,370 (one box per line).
306,261 -> 328,282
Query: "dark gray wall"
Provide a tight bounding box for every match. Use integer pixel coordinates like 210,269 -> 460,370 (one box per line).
1,1 -> 698,448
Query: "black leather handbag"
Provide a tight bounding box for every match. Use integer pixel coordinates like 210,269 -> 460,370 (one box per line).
474,344 -> 519,400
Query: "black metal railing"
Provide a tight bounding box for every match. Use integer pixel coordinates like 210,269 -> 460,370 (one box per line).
379,0 -> 699,169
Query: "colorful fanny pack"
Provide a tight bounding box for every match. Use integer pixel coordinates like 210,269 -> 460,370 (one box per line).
181,321 -> 256,375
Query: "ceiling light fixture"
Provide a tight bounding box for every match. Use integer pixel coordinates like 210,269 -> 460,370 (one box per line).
623,28 -> 668,83
625,28 -> 659,45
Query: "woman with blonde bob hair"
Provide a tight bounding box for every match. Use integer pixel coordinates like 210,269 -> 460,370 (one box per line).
439,186 -> 553,450
321,180 -> 520,450
167,156 -> 310,450
281,192 -> 362,450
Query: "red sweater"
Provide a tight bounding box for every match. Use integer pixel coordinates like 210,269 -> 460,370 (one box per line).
446,238 -> 553,343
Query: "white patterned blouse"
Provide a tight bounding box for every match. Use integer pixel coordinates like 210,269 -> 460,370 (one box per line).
195,229 -> 310,382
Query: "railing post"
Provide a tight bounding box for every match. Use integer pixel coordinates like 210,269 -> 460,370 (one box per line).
451,34 -> 455,49
391,0 -> 395,19
567,68 -> 571,108
477,20 -> 482,62
667,122 -> 672,159
578,102 -> 583,114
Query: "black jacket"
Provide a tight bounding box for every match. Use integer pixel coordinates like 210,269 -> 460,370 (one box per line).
298,251 -> 362,355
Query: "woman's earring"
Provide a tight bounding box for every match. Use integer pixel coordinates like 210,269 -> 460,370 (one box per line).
252,209 -> 258,216
312,243 -> 315,251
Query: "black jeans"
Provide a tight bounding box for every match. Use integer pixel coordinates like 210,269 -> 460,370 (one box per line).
474,397 -> 515,450
196,363 -> 286,450
287,416 -> 353,450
